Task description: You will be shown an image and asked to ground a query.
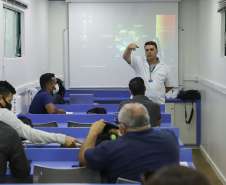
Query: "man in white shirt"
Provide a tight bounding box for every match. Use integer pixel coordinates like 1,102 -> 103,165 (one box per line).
0,80 -> 82,147
123,41 -> 173,104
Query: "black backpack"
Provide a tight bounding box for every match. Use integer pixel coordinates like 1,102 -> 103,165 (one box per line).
18,116 -> 33,141
56,78 -> 65,98
177,90 -> 201,101
177,90 -> 201,124
53,94 -> 65,104
87,107 -> 107,114
18,116 -> 33,128
95,122 -> 119,146
53,78 -> 66,104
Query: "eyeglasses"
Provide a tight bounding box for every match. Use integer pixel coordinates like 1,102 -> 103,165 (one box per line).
114,118 -> 119,124
114,118 -> 127,129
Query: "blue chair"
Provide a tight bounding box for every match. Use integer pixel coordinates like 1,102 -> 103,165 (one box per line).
33,164 -> 100,183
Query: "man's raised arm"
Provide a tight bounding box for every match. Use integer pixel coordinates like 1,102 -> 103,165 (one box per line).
123,43 -> 139,64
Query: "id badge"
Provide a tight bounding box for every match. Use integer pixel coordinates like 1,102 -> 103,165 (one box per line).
149,75 -> 153,82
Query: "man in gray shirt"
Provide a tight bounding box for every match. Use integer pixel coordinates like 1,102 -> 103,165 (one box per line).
119,77 -> 161,127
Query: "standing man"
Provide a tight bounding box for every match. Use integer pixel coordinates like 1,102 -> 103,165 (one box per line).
78,103 -> 180,183
29,73 -> 66,114
119,77 -> 161,127
123,41 -> 173,104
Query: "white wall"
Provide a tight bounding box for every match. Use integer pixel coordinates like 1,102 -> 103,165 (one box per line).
0,0 -> 49,113
178,0 -> 199,90
0,0 -> 49,86
198,0 -> 226,183
0,2 -> 3,80
49,1 -> 68,77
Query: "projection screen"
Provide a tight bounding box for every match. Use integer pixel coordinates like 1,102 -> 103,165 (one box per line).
68,2 -> 178,89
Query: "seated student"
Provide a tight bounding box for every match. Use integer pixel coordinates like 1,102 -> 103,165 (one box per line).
78,103 -> 180,183
0,121 -> 30,183
119,77 -> 161,127
0,81 -> 81,147
53,78 -> 65,104
29,73 -> 66,114
142,164 -> 212,185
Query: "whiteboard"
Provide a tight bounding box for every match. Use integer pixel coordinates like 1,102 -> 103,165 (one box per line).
68,2 -> 178,89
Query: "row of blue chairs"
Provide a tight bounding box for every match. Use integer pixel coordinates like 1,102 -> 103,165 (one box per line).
18,113 -> 172,127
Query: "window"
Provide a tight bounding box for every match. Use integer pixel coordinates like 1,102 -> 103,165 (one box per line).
3,7 -> 21,58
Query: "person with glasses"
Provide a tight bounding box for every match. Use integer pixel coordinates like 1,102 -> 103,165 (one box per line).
78,103 -> 179,183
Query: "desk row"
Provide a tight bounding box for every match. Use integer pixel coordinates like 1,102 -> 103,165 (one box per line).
6,148 -> 194,179
25,127 -> 183,148
18,114 -> 172,127
55,104 -> 166,114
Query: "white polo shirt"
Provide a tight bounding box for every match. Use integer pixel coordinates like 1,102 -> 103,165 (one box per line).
130,56 -> 173,104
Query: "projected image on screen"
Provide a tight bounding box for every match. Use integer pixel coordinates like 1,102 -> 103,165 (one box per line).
115,30 -> 139,54
69,3 -> 178,88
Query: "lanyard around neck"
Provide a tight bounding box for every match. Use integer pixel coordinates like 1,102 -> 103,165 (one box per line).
148,60 -> 160,76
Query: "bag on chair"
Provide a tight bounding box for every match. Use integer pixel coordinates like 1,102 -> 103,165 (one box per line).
87,107 -> 107,114
18,116 -> 33,141
95,122 -> 119,146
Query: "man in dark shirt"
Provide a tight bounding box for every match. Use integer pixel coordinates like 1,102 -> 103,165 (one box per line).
119,77 -> 161,127
0,121 -> 30,182
29,73 -> 66,114
78,103 -> 180,183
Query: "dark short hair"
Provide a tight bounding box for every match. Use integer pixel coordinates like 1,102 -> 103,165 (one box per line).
129,77 -> 145,96
144,41 -> 158,50
0,81 -> 16,98
142,164 -> 212,185
40,73 -> 55,89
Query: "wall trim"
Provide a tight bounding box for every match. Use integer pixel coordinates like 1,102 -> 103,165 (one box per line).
15,81 -> 39,94
183,75 -> 226,95
184,75 -> 197,81
200,145 -> 226,185
197,76 -> 226,95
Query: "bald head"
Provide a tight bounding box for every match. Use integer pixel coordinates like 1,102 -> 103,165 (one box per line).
118,103 -> 150,129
